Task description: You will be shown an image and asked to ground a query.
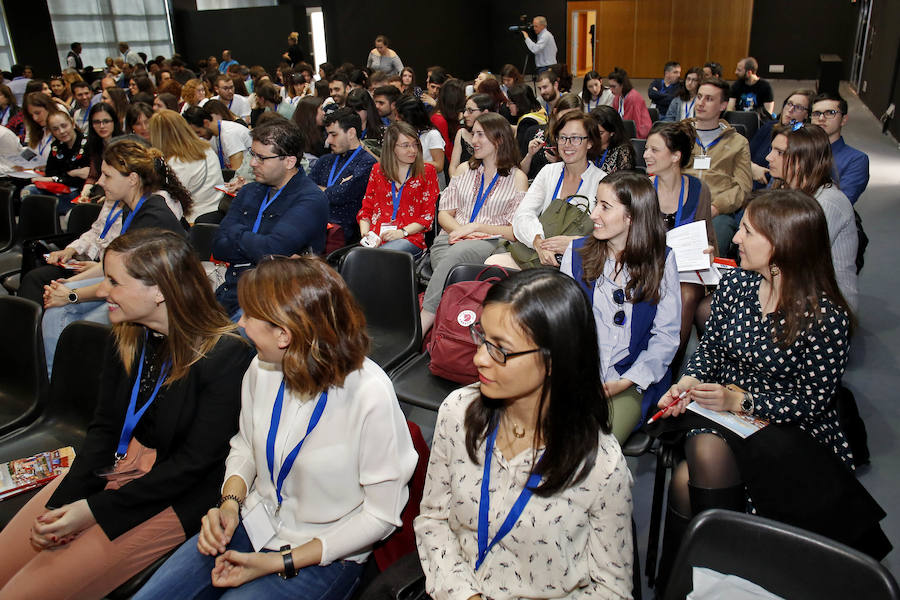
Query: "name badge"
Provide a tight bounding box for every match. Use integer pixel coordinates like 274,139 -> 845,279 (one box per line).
379,224 -> 398,234
693,156 -> 711,170
243,500 -> 278,551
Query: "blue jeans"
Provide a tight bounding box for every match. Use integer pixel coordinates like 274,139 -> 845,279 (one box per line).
380,238 -> 423,258
134,524 -> 365,600
41,277 -> 108,376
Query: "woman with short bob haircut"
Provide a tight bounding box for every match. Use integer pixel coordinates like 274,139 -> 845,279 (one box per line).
415,268 -> 633,600
0,229 -> 252,599
561,170 -> 681,442
136,255 -> 417,599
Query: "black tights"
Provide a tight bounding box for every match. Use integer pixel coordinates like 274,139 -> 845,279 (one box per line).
669,433 -> 742,516
672,282 -> 706,374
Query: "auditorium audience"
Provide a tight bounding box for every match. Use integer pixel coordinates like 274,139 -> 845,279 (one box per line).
607,67 -> 651,139
420,113 -> 527,333
728,57 -> 775,115
309,108 -> 377,245
581,70 -> 613,113
415,268 -> 633,600
811,92 -> 870,204
748,88 -> 815,188
0,229 -> 251,599
134,255 -> 416,599
590,105 -> 636,174
357,121 -> 438,257
683,78 -> 752,256
212,119 -> 327,319
663,67 -> 701,122
648,61 -> 682,117
150,109 -> 224,223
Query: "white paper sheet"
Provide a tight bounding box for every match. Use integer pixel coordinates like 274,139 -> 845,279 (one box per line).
687,567 -> 785,600
666,220 -> 711,271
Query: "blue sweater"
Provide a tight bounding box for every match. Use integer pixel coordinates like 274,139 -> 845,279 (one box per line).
831,136 -> 869,204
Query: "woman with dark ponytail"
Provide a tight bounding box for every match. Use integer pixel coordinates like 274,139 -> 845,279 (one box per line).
40,139 -> 190,373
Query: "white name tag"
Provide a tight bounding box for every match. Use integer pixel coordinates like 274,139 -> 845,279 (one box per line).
243,501 -> 277,551
693,156 -> 711,170
379,224 -> 398,234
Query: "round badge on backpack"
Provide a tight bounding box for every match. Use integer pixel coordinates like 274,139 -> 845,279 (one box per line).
457,310 -> 477,327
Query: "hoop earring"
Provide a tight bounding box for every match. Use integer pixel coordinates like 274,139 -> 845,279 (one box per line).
769,264 -> 781,277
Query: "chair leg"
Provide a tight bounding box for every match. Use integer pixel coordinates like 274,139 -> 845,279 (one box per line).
645,441 -> 674,588
631,517 -> 642,600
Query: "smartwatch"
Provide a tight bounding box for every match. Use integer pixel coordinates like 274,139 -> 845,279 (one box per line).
67,291 -> 78,304
279,544 -> 297,579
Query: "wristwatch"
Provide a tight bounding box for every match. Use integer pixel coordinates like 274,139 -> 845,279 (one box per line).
279,544 -> 297,579
402,228 -> 409,237
740,391 -> 754,414
67,290 -> 78,304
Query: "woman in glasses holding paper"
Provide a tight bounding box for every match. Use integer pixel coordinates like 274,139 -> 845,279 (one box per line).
0,229 -> 252,599
357,121 -> 438,258
560,169 -> 681,442
419,113 -> 527,334
136,255 -> 417,600
644,120 -> 717,371
415,268 -> 633,600
651,190 -> 889,590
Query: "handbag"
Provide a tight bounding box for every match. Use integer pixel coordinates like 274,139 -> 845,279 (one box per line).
506,194 -> 593,269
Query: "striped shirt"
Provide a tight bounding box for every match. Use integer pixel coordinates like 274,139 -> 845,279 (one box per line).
439,164 -> 525,226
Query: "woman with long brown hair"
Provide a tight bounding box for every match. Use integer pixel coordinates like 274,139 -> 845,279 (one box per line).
134,255 -> 416,599
0,229 -> 252,599
561,169 -> 681,442
653,189 -> 889,589
22,91 -> 57,161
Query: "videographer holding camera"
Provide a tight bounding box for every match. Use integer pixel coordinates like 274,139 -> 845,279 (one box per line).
521,16 -> 558,75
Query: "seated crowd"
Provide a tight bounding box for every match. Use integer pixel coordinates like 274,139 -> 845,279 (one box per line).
0,25 -> 888,600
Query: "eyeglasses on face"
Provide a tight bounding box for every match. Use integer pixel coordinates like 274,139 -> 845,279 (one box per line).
558,134 -> 589,146
248,150 -> 285,162
810,109 -> 842,120
395,142 -> 417,150
92,118 -> 113,126
469,322 -> 541,365
784,102 -> 808,113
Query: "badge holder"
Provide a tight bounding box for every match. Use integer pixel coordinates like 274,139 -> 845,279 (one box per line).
243,498 -> 285,552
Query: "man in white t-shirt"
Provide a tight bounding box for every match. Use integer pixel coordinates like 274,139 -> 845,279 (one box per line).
212,74 -> 251,121
183,105 -> 252,171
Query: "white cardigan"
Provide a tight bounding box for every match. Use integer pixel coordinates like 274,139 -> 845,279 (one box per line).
225,357 -> 418,564
511,161 -> 607,248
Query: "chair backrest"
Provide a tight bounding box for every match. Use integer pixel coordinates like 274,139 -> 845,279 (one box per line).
631,138 -> 647,168
221,168 -> 235,182
339,247 -> 421,369
16,194 -> 60,242
622,119 -> 637,140
664,509 -> 900,600
649,106 -> 660,122
65,203 -> 103,236
444,264 -> 511,290
48,321 -> 112,429
0,296 -> 47,422
731,123 -> 747,138
724,110 -> 759,139
189,223 -> 220,261
0,185 -> 14,252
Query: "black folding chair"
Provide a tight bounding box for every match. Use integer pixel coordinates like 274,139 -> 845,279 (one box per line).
189,222 -> 220,261
622,119 -> 638,140
632,138 -> 647,169
0,297 -> 47,439
648,107 -> 660,123
724,111 -> 759,140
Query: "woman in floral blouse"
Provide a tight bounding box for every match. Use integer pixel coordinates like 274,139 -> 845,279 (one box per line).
415,268 -> 634,600
357,121 -> 438,258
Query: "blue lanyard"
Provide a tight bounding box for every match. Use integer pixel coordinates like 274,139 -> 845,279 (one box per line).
360,128 -> 367,139
469,171 -> 501,223
120,195 -> 148,235
38,132 -> 51,155
587,97 -> 600,112
684,98 -> 696,120
327,145 -> 363,187
227,98 -> 233,111
253,184 -> 286,233
215,121 -> 225,168
390,168 -> 411,222
552,168 -> 583,200
617,97 -> 625,117
116,331 -> 170,459
654,175 -> 686,226
476,424 -> 542,570
0,106 -> 8,125
99,200 -> 123,239
697,133 -> 723,155
266,380 -> 328,509
597,148 -> 610,168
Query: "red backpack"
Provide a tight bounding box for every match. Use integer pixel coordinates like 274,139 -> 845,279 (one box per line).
427,271 -> 504,383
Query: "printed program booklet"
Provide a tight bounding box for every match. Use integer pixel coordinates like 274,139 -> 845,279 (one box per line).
687,403 -> 769,439
0,447 -> 76,500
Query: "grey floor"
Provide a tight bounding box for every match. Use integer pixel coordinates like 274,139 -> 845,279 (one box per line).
405,78 -> 900,598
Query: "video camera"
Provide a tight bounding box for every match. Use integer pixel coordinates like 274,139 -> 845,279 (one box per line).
507,14 -> 533,33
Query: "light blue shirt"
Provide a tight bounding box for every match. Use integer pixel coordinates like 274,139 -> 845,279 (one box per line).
524,29 -> 558,68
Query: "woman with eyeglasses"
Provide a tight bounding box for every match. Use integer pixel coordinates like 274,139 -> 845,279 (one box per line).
414,268 -> 633,600
448,93 -> 493,177
488,111 -> 605,270
560,170 -> 681,442
748,88 -> 815,189
765,123 -> 858,310
662,67 -> 702,122
0,229 -> 253,600
76,102 -> 125,202
357,122 -> 438,257
134,255 -> 416,600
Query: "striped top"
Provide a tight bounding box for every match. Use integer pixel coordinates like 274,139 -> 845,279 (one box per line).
439,164 -> 525,227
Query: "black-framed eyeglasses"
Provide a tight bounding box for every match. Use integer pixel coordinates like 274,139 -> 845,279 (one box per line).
810,109 -> 842,120
248,150 -> 286,162
612,288 -> 626,326
469,322 -> 541,365
784,101 -> 808,113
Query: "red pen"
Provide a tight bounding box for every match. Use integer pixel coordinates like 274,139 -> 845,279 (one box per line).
646,389 -> 689,425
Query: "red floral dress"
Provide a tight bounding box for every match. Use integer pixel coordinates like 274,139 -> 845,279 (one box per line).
358,162 -> 439,249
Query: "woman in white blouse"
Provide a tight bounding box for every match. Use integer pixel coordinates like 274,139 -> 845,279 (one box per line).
415,268 -> 634,600
136,256 -> 418,600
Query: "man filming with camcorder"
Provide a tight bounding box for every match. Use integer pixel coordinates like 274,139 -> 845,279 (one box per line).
517,15 -> 558,75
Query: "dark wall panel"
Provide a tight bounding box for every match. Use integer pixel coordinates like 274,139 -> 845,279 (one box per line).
748,0 -> 858,80
3,0 -> 60,76
858,0 -> 900,140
